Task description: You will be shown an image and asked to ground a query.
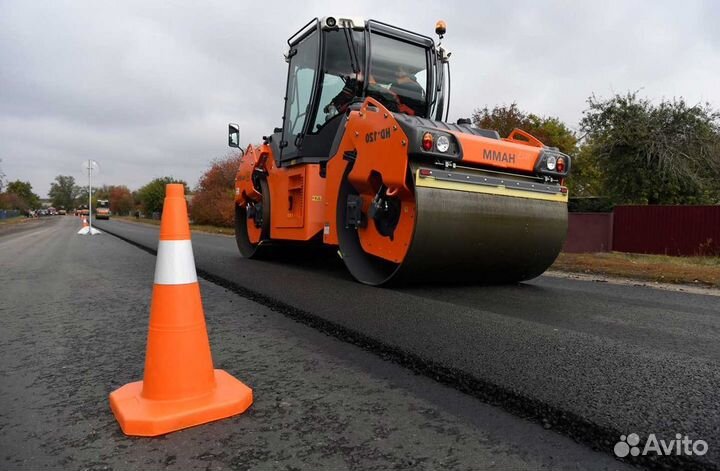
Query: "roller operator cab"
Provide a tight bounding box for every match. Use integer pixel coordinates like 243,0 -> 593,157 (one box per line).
228,17 -> 572,286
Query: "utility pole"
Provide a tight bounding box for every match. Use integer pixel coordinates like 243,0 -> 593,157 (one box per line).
88,159 -> 93,233
78,159 -> 101,235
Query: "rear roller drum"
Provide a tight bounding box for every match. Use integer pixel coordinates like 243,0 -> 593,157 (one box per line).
235,177 -> 271,258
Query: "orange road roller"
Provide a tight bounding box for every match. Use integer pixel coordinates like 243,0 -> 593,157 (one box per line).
228,17 -> 571,285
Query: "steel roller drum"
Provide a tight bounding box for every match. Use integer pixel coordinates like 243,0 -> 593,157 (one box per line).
339,165 -> 568,286
394,186 -> 568,284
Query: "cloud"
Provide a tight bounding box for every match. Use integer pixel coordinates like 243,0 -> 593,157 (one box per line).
1,0 -> 718,196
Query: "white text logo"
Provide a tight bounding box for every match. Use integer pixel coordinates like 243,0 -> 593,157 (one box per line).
614,433 -> 708,458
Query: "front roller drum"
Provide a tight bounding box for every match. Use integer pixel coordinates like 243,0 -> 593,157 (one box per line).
397,186 -> 567,284
337,169 -> 568,286
235,178 -> 271,258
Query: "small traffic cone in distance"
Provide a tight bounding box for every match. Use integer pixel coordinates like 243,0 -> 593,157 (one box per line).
109,183 -> 253,436
77,217 -> 93,235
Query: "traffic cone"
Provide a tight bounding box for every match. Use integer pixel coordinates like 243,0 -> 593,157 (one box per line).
78,216 -> 100,235
109,184 -> 253,436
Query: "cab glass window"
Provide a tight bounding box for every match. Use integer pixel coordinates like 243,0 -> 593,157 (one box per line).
312,29 -> 365,133
284,32 -> 319,141
368,33 -> 428,117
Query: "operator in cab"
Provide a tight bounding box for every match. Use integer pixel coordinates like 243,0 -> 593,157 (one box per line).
326,66 -> 424,118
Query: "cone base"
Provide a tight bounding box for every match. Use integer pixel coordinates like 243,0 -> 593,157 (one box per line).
109,369 -> 253,436
77,226 -> 102,235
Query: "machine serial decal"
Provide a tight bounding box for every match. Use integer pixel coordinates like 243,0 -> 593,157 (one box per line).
365,127 -> 392,143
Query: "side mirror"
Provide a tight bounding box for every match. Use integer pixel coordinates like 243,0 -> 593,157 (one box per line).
228,123 -> 240,148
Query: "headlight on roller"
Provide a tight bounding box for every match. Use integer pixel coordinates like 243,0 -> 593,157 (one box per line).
406,127 -> 462,160
436,135 -> 450,153
546,155 -> 557,171
535,148 -> 571,177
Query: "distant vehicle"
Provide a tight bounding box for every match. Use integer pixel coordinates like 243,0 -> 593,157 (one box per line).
95,199 -> 111,220
58,209 -> 67,215
76,205 -> 90,217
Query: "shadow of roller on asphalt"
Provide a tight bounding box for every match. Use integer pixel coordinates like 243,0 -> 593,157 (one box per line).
233,242 -> 557,290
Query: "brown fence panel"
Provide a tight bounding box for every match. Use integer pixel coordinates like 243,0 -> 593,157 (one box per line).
564,213 -> 613,253
613,205 -> 720,256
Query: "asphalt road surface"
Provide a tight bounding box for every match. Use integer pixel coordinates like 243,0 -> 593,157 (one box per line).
1,216 -> 717,470
91,217 -> 720,471
0,216 -> 637,470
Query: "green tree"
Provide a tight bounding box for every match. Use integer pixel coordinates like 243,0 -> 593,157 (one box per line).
75,186 -> 89,209
94,185 -> 110,201
472,103 -> 578,154
48,175 -> 79,210
136,177 -> 188,216
566,143 -> 604,198
6,180 -> 40,209
580,92 -> 720,204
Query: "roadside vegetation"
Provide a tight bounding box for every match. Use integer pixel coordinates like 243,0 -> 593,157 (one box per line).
0,215 -> 30,225
0,179 -> 41,212
135,177 -> 188,216
189,154 -> 241,227
474,93 -> 720,207
552,252 -> 720,288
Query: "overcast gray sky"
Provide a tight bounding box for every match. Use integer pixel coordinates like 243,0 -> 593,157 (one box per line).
2,0 -> 719,197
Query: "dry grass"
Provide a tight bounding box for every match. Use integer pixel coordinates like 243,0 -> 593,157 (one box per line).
553,252 -> 720,288
0,216 -> 31,226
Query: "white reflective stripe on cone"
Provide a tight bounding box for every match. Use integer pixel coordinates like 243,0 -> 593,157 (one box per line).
154,240 -> 198,285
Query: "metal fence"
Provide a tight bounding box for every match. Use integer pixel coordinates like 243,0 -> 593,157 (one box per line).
613,205 -> 720,256
564,213 -> 613,253
565,206 -> 720,255
0,209 -> 21,219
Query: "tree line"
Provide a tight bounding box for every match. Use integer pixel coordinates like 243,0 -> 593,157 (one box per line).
44,175 -> 188,217
0,170 -> 187,217
0,158 -> 41,212
474,92 -> 720,207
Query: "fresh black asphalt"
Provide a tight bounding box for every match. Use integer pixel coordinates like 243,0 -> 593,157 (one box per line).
0,216 -> 637,470
93,218 -> 720,470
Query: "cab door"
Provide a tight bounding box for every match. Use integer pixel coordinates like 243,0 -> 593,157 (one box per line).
280,29 -> 320,164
